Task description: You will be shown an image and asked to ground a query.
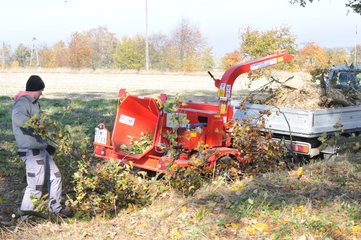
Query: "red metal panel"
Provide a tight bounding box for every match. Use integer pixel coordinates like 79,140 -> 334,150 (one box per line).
179,131 -> 205,150
205,118 -> 224,147
112,95 -> 160,156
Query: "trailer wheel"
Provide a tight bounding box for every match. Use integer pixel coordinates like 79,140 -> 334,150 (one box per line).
214,155 -> 240,180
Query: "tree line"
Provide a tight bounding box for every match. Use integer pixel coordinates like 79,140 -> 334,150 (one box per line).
1,18 -> 213,72
223,26 -> 361,73
1,18 -> 360,72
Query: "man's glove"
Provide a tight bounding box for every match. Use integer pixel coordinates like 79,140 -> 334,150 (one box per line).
46,145 -> 56,155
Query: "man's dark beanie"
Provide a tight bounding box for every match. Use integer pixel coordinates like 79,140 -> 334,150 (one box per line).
26,75 -> 45,91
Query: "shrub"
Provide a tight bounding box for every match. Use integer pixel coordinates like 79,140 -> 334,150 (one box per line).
70,159 -> 166,217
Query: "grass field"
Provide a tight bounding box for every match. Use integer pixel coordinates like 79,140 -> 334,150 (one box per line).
0,72 -> 360,239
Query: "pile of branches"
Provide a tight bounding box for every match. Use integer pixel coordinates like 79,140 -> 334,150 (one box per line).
248,76 -> 361,110
322,88 -> 361,108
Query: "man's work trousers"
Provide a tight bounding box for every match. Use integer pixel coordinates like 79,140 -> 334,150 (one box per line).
19,149 -> 62,213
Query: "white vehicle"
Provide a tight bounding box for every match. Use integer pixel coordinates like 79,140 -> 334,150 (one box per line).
326,65 -> 361,89
233,103 -> 361,158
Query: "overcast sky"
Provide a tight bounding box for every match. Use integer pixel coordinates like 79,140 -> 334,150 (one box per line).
1,0 -> 360,56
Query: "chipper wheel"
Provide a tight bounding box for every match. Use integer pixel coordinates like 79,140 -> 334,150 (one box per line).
214,155 -> 241,180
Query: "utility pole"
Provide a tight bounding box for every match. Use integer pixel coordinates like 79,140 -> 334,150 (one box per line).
355,25 -> 358,65
30,37 -> 34,66
30,37 -> 39,67
145,0 -> 150,71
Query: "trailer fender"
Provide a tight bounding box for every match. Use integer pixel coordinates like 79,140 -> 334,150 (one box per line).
207,147 -> 242,168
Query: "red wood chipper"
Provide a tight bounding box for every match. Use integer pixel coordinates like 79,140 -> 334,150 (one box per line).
93,51 -> 295,172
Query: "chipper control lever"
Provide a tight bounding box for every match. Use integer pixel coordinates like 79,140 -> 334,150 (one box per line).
208,71 -> 217,81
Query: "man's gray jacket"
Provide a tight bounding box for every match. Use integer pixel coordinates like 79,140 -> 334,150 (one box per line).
12,95 -> 48,150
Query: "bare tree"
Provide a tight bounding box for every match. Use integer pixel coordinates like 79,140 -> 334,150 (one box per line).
171,17 -> 205,70
170,17 -> 214,71
87,26 -> 118,69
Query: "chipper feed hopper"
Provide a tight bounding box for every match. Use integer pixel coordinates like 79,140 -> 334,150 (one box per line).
93,51 -> 295,172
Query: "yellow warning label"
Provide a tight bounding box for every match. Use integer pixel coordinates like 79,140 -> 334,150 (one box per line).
277,56 -> 284,63
190,132 -> 197,138
218,83 -> 226,97
220,103 -> 226,114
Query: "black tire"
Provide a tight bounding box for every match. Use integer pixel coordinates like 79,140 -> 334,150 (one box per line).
214,155 -> 240,180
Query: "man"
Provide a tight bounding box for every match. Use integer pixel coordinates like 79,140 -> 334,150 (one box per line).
12,75 -> 71,218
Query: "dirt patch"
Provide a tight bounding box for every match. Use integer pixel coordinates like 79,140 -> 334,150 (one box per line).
0,71 -> 308,101
0,72 -> 219,100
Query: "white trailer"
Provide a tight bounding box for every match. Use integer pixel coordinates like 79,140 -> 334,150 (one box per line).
233,103 -> 361,158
